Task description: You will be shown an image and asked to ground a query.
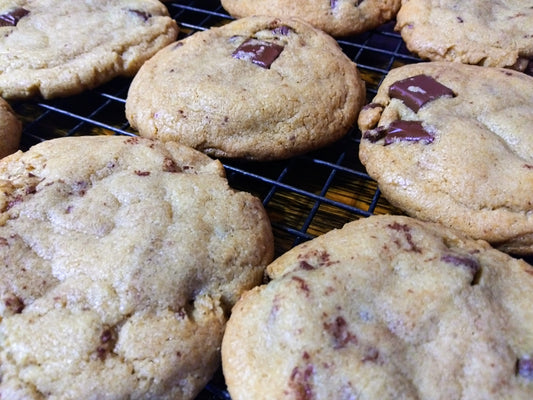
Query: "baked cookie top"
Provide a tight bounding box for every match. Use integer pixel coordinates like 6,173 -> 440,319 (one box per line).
0,135 -> 274,399
396,0 -> 533,70
221,0 -> 401,37
222,214 -> 533,400
125,16 -> 365,161
0,97 -> 21,158
357,62 -> 533,255
0,0 -> 178,99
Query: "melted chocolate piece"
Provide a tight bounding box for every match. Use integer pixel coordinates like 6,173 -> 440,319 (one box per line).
232,38 -> 284,69
517,358 -> 533,379
389,74 -> 455,112
441,253 -> 481,284
129,9 -> 151,21
272,25 -> 291,35
0,7 -> 29,27
383,120 -> 434,145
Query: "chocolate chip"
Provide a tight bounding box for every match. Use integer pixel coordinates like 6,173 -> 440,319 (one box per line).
324,316 -> 357,349
362,126 -> 387,143
383,120 -> 434,145
361,102 -> 382,111
128,9 -> 151,21
4,295 -> 24,314
389,74 -> 455,112
517,358 -> 533,379
441,253 -> 481,284
272,25 -> 291,35
232,38 -> 284,69
0,8 -> 29,27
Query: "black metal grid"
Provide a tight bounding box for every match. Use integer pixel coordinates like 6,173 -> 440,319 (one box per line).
8,1 -> 424,398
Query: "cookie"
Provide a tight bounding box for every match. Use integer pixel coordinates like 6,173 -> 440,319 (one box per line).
0,135 -> 274,399
0,0 -> 179,99
357,62 -> 533,255
125,16 -> 365,161
0,97 -> 21,158
222,214 -> 533,400
396,0 -> 533,71
221,0 -> 401,37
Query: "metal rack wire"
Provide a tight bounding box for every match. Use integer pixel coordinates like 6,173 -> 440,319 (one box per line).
9,1 -> 424,398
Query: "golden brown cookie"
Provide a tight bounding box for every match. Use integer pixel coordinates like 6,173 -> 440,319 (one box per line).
358,62 -> 533,255
221,0 -> 401,37
396,0 -> 533,70
0,0 -> 178,99
223,215 -> 533,400
0,135 -> 274,399
0,97 -> 21,158
126,16 -> 365,161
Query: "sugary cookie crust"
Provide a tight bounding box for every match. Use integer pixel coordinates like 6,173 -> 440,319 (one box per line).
0,135 -> 274,399
223,215 -> 533,400
0,0 -> 179,99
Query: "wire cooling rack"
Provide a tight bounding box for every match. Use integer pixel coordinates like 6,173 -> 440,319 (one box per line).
9,1 -> 422,398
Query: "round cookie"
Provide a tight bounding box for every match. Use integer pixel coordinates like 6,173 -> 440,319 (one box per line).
0,97 -> 21,158
0,0 -> 179,99
396,0 -> 533,70
125,16 -> 365,161
0,135 -> 274,399
222,214 -> 533,400
221,0 -> 401,37
357,62 -> 533,255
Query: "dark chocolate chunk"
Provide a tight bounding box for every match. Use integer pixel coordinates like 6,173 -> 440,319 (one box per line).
324,316 -> 357,349
389,74 -> 455,112
232,38 -> 284,69
362,126 -> 387,143
272,25 -> 291,35
441,253 -> 481,284
0,7 -> 29,27
129,9 -> 151,21
517,358 -> 533,379
384,120 -> 434,145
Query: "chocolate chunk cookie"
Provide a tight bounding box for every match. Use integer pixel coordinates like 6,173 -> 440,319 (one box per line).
358,62 -> 533,255
221,0 -> 401,37
0,135 -> 274,399
0,97 -> 21,158
396,0 -> 533,71
125,16 -> 365,161
0,0 -> 178,99
222,214 -> 533,400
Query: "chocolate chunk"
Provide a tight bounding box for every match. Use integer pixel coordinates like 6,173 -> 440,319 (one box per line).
441,253 -> 481,284
324,316 -> 357,349
389,74 -> 455,112
232,38 -> 284,69
383,120 -> 434,145
272,25 -> 291,35
517,358 -> 533,379
129,9 -> 151,21
0,7 -> 29,27
362,126 -> 387,143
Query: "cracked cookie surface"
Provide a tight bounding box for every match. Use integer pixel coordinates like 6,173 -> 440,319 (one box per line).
358,62 -> 533,255
0,0 -> 178,99
125,16 -> 365,161
222,214 -> 533,400
0,135 -> 274,399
